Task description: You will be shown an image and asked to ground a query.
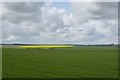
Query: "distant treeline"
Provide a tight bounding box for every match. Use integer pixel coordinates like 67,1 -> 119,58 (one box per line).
1,44 -> 33,45
1,43 -> 119,46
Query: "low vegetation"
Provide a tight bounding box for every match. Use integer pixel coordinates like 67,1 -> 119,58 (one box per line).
2,45 -> 118,78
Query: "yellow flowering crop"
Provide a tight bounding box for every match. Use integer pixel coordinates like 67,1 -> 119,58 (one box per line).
19,45 -> 73,48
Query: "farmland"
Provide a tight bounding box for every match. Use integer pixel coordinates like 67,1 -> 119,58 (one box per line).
2,45 -> 118,78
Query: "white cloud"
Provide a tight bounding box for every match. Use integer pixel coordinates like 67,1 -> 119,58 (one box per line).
66,2 -> 118,44
70,0 -> 119,2
1,2 -> 118,44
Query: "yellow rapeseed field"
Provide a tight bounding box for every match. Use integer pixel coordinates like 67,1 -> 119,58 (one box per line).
19,45 -> 73,48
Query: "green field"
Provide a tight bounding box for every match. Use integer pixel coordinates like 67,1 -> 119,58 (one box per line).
2,46 -> 118,78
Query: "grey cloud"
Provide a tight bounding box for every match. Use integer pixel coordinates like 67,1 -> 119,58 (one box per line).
2,2 -> 45,25
2,2 -> 45,13
3,12 -> 41,24
91,2 -> 118,19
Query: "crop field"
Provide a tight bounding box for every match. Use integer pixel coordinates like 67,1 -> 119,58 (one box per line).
19,45 -> 73,48
2,45 -> 118,78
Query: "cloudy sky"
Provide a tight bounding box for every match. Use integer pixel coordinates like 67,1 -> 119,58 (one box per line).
0,1 -> 118,44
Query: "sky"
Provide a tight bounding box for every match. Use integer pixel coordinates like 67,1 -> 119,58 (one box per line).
0,1 -> 118,44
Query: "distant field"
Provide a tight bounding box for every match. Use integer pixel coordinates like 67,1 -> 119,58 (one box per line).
2,45 -> 118,78
0,46 -> 2,79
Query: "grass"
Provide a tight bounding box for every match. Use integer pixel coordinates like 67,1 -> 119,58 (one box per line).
2,46 -> 118,78
0,46 -> 2,79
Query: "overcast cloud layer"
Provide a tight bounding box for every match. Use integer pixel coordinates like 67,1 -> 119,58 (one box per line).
1,2 -> 118,44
